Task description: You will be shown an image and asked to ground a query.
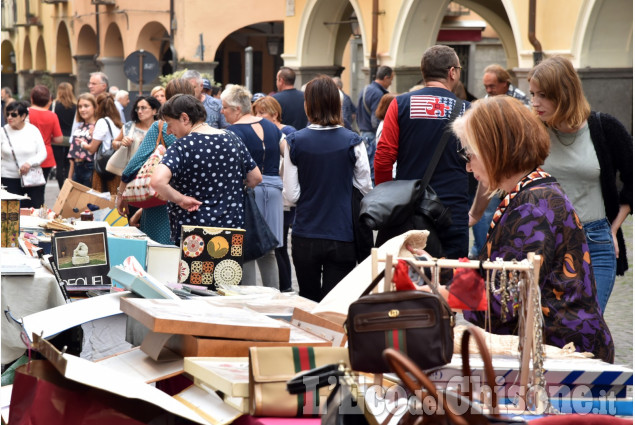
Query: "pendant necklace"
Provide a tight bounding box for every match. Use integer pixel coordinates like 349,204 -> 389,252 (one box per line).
553,128 -> 578,146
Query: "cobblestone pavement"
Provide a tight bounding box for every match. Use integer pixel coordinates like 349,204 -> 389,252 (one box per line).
44,179 -> 633,367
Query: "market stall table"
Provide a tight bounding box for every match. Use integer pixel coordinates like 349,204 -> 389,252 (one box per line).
1,247 -> 66,365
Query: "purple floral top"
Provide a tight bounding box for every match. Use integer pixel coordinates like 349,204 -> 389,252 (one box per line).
464,172 -> 614,363
67,122 -> 95,162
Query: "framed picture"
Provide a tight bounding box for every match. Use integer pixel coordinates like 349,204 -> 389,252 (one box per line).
52,227 -> 111,291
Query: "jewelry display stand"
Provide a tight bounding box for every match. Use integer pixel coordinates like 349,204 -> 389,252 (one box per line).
369,248 -> 548,413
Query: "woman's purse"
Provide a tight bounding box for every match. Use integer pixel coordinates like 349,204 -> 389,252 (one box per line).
243,186 -> 279,262
94,118 -> 117,181
346,260 -> 455,374
106,123 -> 139,176
382,327 -> 527,425
3,127 -> 46,188
121,121 -> 168,208
286,363 -> 369,425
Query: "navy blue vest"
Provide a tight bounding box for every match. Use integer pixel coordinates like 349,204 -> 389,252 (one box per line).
287,126 -> 360,242
394,87 -> 470,226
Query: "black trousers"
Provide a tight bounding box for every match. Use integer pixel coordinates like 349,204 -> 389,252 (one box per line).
291,235 -> 357,302
1,177 -> 45,208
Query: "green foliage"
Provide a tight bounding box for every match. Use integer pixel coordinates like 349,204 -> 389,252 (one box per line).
158,69 -> 219,88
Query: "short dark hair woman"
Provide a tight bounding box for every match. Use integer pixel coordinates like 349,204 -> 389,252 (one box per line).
451,95 -> 614,363
282,75 -> 372,302
116,78 -> 196,244
150,94 -> 262,245
1,101 -> 47,207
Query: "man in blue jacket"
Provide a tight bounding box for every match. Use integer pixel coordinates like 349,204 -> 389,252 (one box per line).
356,66 -> 393,182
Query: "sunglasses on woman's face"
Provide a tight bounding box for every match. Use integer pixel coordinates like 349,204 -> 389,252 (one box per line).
8,112 -> 20,118
457,145 -> 472,163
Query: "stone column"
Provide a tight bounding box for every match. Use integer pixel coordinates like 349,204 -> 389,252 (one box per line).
177,61 -> 218,76
73,55 -> 100,96
100,57 -> 126,92
17,71 -> 36,98
293,66 -> 345,88
51,74 -> 77,92
391,66 -> 423,93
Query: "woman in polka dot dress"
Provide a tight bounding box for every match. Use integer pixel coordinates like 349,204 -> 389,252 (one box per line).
150,94 -> 262,245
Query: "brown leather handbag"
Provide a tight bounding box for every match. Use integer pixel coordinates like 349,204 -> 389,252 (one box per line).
382,327 -> 526,425
346,260 -> 454,374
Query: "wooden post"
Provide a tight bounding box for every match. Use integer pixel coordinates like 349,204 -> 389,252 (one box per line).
519,252 -> 540,406
383,254 -> 393,293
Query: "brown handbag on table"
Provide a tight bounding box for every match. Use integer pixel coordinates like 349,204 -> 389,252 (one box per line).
346,259 -> 455,374
382,326 -> 526,425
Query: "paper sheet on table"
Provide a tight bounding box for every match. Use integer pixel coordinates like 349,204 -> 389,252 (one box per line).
97,347 -> 184,383
21,291 -> 132,341
0,385 -> 11,424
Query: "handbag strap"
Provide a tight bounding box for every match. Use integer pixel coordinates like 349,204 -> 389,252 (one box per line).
383,348 -> 469,425
286,363 -> 344,394
419,98 -> 464,191
460,326 -> 500,414
3,126 -> 22,169
155,120 -> 165,148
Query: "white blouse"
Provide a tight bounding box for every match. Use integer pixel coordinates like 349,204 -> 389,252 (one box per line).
0,123 -> 47,178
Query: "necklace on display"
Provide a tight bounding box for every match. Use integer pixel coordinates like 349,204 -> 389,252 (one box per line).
553,128 -> 578,147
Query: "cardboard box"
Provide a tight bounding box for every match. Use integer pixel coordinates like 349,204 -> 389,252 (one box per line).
168,323 -> 332,358
53,179 -> 115,219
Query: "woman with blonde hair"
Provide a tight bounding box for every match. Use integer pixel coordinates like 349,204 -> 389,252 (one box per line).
151,86 -> 166,105
81,93 -> 122,194
451,95 -> 614,362
528,56 -> 632,313
252,96 -> 296,136
52,82 -> 77,188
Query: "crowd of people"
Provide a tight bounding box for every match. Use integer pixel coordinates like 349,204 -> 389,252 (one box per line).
1,46 -> 631,361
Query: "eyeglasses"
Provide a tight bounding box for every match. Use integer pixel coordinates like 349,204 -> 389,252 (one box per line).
447,65 -> 462,71
8,112 -> 20,118
136,106 -> 150,111
457,145 -> 472,163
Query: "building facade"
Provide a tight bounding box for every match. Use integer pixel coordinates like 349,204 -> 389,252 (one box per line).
1,0 -> 632,130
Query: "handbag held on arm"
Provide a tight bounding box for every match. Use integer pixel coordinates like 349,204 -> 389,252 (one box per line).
359,99 -> 463,254
3,127 -> 46,188
121,120 -> 168,209
94,118 -> 117,181
346,260 -> 455,374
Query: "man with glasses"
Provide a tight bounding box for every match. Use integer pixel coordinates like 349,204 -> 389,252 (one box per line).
482,64 -> 530,106
374,45 -> 469,259
88,72 -> 109,96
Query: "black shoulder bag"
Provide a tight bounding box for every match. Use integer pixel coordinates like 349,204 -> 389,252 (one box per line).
359,99 -> 463,255
94,118 -> 117,181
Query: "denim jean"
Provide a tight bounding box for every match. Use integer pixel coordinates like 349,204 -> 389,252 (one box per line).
72,161 -> 94,188
583,218 -> 616,313
470,196 -> 499,258
361,131 -> 376,184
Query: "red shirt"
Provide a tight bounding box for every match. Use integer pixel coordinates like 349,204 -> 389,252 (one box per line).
28,108 -> 62,168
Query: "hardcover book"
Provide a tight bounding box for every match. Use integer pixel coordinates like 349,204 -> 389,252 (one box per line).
51,227 -> 111,291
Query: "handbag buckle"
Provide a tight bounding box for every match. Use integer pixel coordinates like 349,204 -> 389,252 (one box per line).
388,309 -> 400,318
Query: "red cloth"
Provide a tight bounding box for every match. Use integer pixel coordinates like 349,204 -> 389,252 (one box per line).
392,259 -> 417,291
448,258 -> 488,311
28,108 -> 62,168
